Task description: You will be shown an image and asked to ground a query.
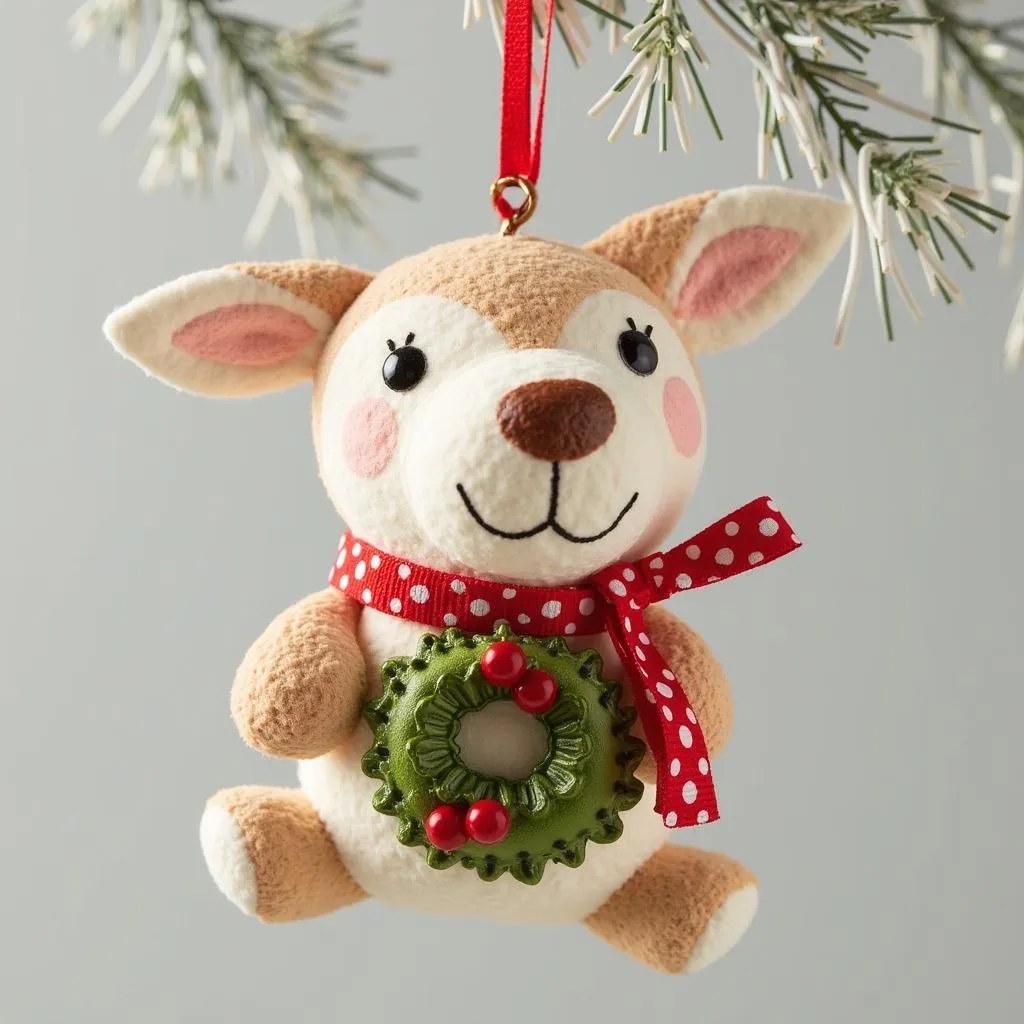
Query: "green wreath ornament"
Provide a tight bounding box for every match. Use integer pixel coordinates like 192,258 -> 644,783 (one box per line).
361,625 -> 646,885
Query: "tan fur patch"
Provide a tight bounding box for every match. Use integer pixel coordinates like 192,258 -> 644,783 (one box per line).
633,607 -> 733,784
585,191 -> 717,299
585,844 -> 755,973
340,235 -> 657,351
233,260 -> 374,320
231,588 -> 367,759
209,786 -> 365,923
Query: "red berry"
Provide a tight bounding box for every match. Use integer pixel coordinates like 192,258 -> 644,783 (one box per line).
465,800 -> 511,845
424,804 -> 467,852
479,641 -> 527,687
513,669 -> 558,714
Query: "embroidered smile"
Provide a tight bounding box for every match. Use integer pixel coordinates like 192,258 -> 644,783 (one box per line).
456,463 -> 639,544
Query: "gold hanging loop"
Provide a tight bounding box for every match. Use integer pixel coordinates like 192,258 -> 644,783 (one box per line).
490,175 -> 538,236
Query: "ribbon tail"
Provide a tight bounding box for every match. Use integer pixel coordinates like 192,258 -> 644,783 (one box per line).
603,607 -> 720,829
603,611 -> 669,814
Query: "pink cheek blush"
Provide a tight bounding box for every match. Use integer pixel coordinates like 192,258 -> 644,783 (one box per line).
343,398 -> 398,478
663,376 -> 703,457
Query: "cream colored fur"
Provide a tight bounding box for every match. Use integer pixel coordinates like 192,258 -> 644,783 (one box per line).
685,886 -> 759,972
199,803 -> 258,915
457,703 -> 549,778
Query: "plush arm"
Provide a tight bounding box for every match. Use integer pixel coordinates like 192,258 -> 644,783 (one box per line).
230,588 -> 367,759
634,605 -> 733,784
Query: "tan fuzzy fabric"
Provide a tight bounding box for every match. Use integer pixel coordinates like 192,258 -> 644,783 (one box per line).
209,786 -> 364,922
231,589 -> 366,759
585,192 -> 718,299
232,260 -> 374,320
633,607 -> 732,784
324,234 -> 667,356
586,844 -> 755,974
646,606 -> 733,756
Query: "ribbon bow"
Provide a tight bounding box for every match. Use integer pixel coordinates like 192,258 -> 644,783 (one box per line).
588,497 -> 800,825
329,497 -> 801,828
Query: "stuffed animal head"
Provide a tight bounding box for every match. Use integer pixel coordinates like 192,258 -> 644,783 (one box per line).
106,187 -> 850,585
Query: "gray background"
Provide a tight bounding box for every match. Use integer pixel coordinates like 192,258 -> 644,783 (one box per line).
2,2 -> 1022,1022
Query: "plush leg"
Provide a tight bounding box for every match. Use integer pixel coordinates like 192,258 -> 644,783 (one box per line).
199,785 -> 365,922
585,845 -> 758,974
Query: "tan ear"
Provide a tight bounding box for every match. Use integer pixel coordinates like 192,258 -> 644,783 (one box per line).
586,186 -> 852,354
104,261 -> 373,397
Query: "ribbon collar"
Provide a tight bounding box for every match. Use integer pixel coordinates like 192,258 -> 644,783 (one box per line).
330,497 -> 801,829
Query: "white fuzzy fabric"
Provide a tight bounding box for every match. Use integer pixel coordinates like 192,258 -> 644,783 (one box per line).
685,885 -> 759,973
457,702 -> 549,779
318,291 -> 704,585
199,803 -> 258,916
668,186 -> 852,355
103,268 -> 335,397
297,609 -> 666,925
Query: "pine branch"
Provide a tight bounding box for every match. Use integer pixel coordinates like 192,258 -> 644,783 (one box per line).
71,0 -> 414,255
917,2 -> 1024,144
586,1 -> 1004,345
910,1 -> 1024,367
729,2 -> 1013,344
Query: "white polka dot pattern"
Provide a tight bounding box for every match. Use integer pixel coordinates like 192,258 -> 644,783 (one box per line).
328,496 -> 803,831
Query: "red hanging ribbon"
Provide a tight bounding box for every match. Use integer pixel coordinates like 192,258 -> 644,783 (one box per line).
494,0 -> 556,220
330,497 -> 802,829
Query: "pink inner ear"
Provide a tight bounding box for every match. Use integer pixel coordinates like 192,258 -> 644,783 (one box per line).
675,226 -> 803,321
172,304 -> 319,366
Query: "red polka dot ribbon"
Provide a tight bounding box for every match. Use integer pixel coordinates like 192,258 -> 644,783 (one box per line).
494,0 -> 555,221
330,496 -> 801,829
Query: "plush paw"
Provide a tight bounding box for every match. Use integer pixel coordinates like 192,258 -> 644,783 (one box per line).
685,884 -> 759,973
199,786 -> 365,922
585,845 -> 758,973
199,802 -> 258,916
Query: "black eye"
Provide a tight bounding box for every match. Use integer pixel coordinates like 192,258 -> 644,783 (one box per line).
617,319 -> 658,376
382,333 -> 426,392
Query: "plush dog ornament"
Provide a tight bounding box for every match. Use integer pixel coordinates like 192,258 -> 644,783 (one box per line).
105,186 -> 850,974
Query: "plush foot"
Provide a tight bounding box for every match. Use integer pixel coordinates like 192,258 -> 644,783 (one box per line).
585,844 -> 758,974
200,785 -> 365,922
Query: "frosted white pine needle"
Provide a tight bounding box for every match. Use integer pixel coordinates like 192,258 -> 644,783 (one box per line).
590,0 -> 715,153
1006,277 -> 1024,369
71,0 -> 143,69
908,1 -> 1024,366
601,1 -> 628,52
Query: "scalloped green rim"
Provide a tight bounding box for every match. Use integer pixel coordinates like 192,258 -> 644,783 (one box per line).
361,625 -> 646,886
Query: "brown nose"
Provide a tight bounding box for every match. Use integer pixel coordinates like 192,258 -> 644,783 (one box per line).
497,379 -> 616,462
